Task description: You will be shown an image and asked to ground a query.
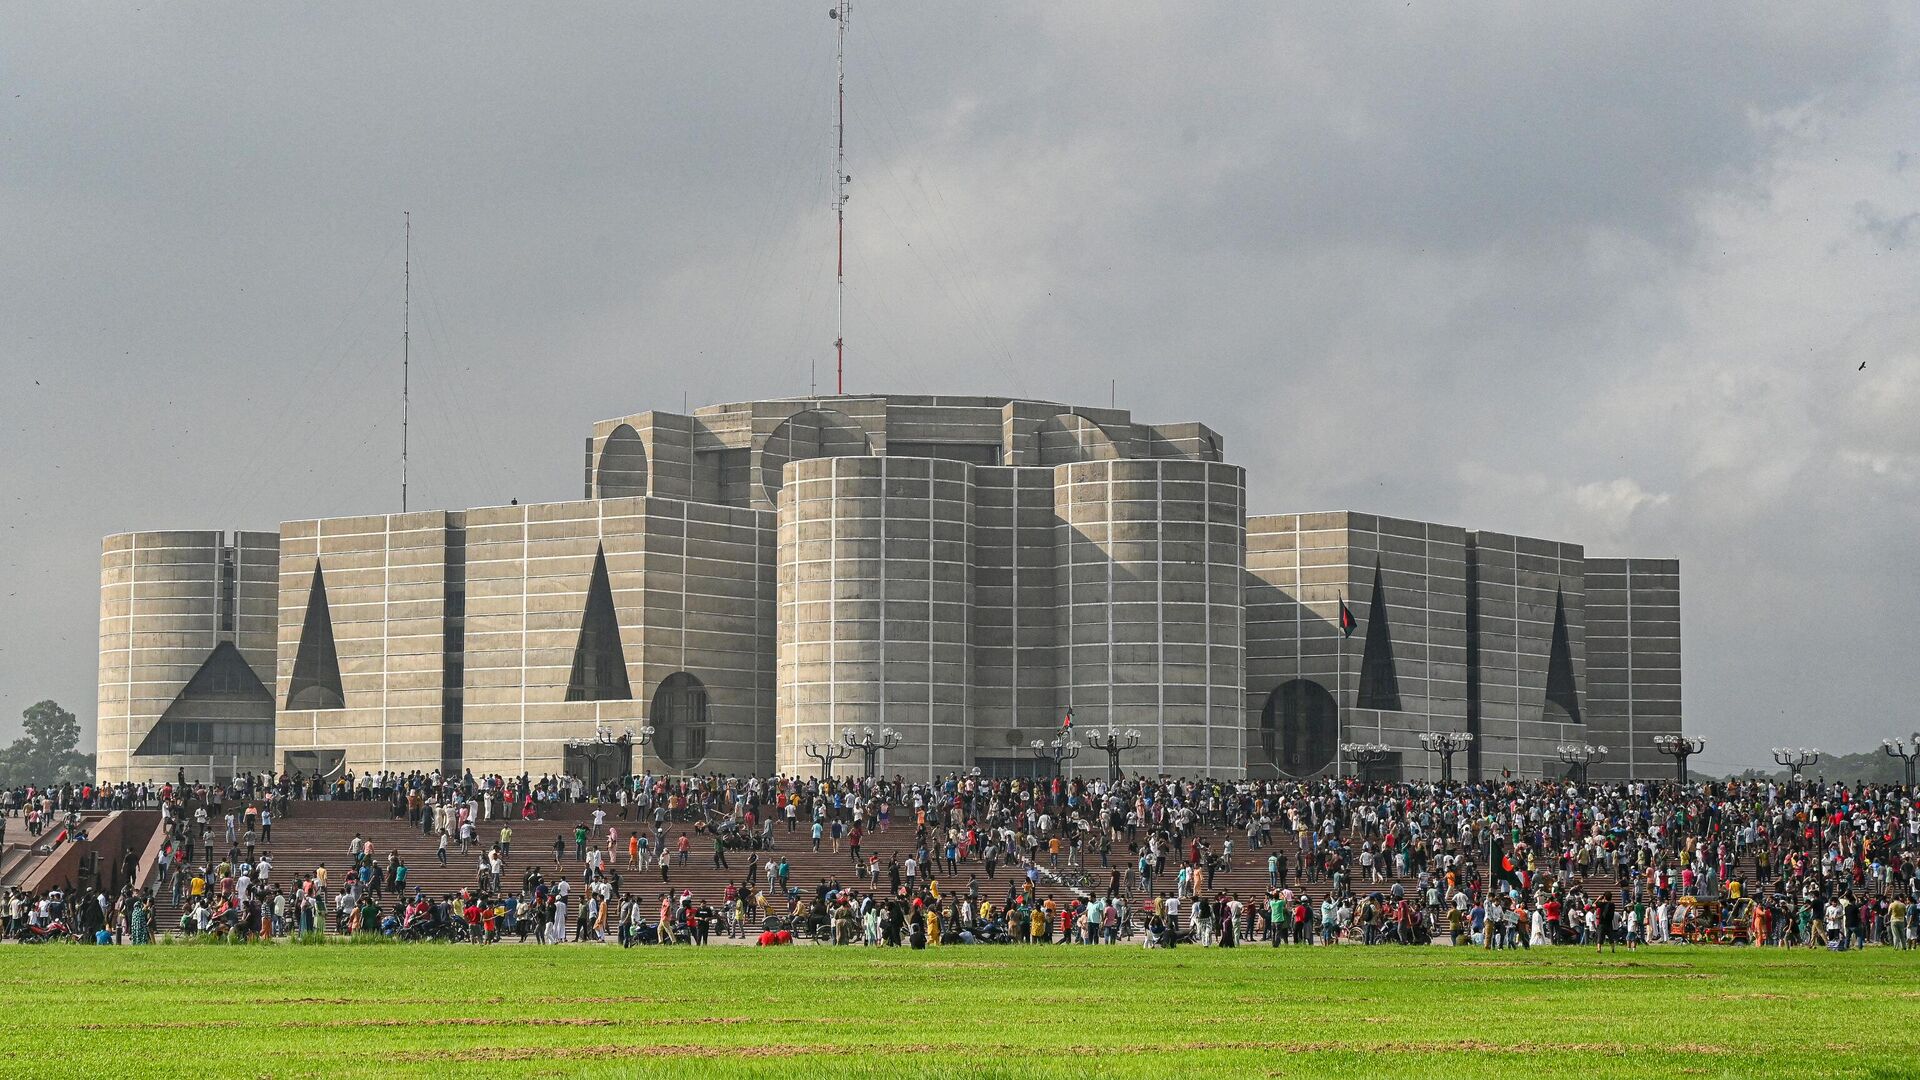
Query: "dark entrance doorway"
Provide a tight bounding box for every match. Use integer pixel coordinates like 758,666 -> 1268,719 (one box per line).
563,737 -> 634,790
283,749 -> 346,785
1258,679 -> 1338,777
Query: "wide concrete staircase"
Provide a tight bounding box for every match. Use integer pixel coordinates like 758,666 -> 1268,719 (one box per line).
140,800 -> 1755,939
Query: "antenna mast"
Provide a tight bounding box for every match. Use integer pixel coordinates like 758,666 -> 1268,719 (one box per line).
402,211 -> 410,513
832,0 -> 850,395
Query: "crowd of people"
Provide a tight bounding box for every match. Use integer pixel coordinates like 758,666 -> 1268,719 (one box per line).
3,767 -> 1916,952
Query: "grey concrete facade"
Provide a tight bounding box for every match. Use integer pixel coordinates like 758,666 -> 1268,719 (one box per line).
1057,459 -> 1246,776
458,498 -> 775,780
1584,558 -> 1682,782
274,512 -> 463,778
777,456 -> 974,778
96,393 -> 1679,783
1462,529 -> 1591,779
1245,511 -> 1667,783
96,530 -> 279,782
1246,513 -> 1474,781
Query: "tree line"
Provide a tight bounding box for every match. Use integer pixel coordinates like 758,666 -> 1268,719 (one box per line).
0,700 -> 94,788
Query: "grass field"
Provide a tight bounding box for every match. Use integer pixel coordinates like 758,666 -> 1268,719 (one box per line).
7,943 -> 1915,1079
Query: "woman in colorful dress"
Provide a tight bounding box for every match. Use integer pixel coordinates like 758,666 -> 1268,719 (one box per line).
129,894 -> 150,944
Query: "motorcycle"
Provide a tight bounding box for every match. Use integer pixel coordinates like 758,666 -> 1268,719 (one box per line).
397,914 -> 470,943
16,920 -> 77,944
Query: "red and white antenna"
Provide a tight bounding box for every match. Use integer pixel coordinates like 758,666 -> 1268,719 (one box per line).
830,1 -> 850,395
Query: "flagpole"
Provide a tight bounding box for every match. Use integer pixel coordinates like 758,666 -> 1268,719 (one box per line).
1335,593 -> 1344,780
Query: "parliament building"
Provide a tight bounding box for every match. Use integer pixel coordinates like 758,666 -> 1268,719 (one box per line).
95,394 -> 1681,785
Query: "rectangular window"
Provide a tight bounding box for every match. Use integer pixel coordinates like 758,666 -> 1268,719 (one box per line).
218,550 -> 237,634
889,442 -> 1000,466
972,756 -> 1058,780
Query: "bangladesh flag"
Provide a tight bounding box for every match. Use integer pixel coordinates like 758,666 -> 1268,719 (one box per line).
1492,842 -> 1528,892
1339,597 -> 1356,637
1061,709 -> 1074,731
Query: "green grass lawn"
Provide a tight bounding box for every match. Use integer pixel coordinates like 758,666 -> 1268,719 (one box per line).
6,943 -> 1915,1079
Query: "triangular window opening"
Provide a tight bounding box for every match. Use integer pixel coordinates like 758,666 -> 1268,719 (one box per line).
1355,565 -> 1403,711
566,546 -> 633,702
286,562 -> 346,711
137,641 -> 275,758
1545,587 -> 1582,723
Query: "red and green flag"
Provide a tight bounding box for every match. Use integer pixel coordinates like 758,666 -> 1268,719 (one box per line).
1339,597 -> 1356,637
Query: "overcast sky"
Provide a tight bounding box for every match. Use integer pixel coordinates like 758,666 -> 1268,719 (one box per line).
4,4 -> 1916,773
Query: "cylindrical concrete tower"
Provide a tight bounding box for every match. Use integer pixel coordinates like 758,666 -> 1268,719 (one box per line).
777,456 -> 973,780
97,529 -> 279,783
1055,459 -> 1246,776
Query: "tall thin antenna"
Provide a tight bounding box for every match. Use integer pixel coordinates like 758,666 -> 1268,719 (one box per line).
402,211 -> 410,514
831,0 -> 850,395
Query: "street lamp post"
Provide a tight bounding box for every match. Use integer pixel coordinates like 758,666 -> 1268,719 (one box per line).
1338,741 -> 1390,782
842,727 -> 901,779
570,724 -> 648,790
1030,735 -> 1080,776
1653,734 -> 1706,785
802,739 -> 852,781
1083,727 -> 1141,783
1771,746 -> 1821,781
1883,735 -> 1919,789
1556,742 -> 1608,786
1417,731 -> 1473,785
619,725 -> 652,788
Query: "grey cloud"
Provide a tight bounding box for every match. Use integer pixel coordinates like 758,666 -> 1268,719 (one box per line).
1855,202 -> 1920,250
2,2 -> 1916,773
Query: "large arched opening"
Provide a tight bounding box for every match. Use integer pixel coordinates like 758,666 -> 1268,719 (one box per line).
759,408 -> 870,504
1258,679 -> 1338,776
596,424 -> 649,499
1035,412 -> 1123,465
648,672 -> 710,772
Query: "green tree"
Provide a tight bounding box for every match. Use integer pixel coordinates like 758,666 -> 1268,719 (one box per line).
0,700 -> 93,787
